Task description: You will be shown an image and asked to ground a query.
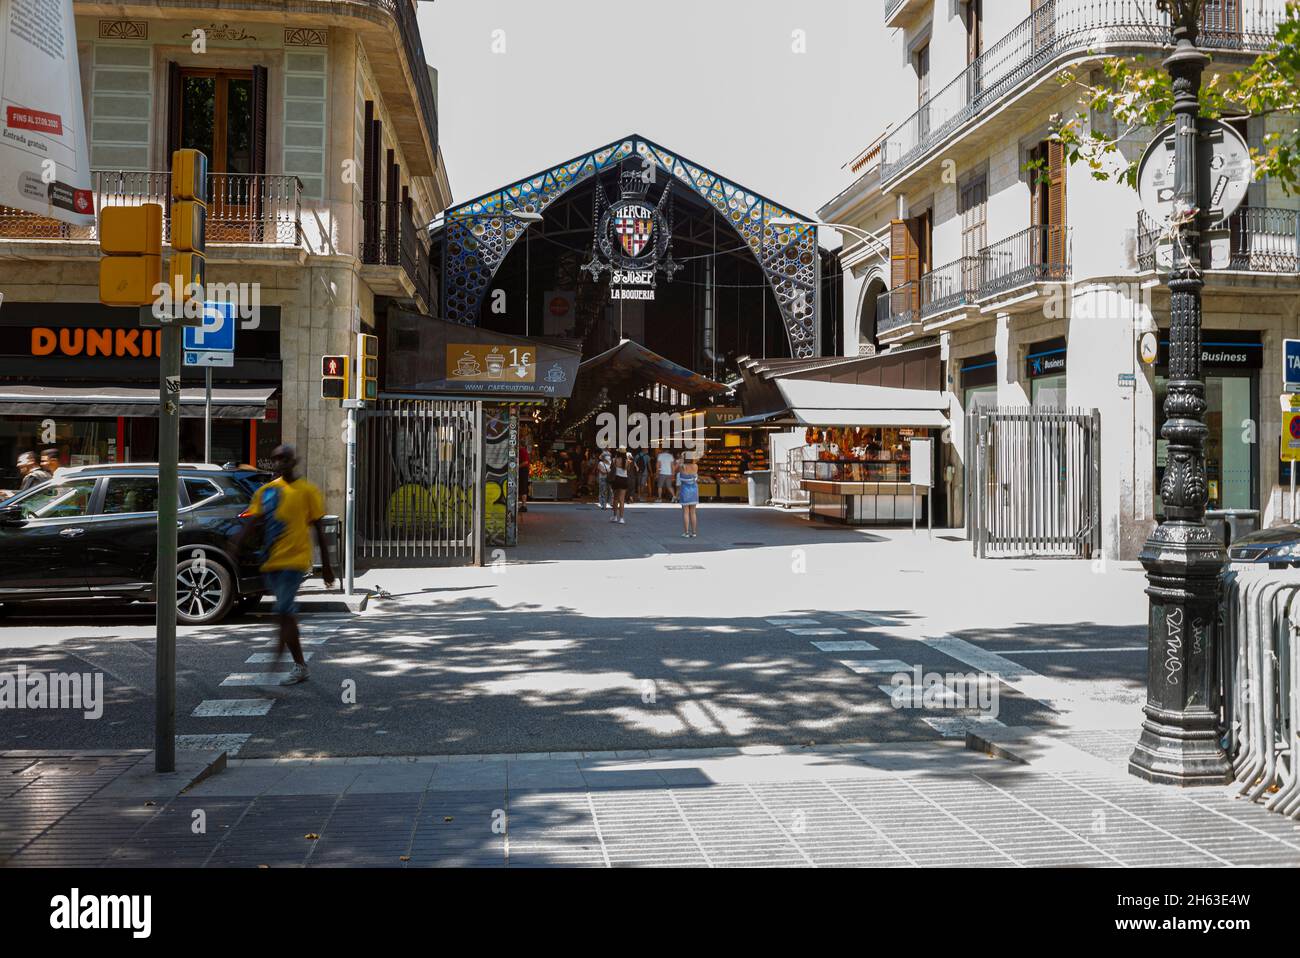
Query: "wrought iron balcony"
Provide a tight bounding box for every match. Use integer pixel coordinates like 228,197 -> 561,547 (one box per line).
877,281 -> 918,336
880,0 -> 1287,183
978,225 -> 1071,296
1138,207 -> 1300,273
920,256 -> 982,318
0,171 -> 303,244
878,227 -> 1071,333
361,198 -> 433,306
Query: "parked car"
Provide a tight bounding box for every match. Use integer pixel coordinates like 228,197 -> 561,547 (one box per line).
1227,524 -> 1300,568
0,463 -> 272,624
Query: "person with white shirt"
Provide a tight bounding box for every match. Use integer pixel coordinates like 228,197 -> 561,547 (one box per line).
655,447 -> 676,502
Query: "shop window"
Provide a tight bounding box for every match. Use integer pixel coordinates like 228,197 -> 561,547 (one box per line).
1155,374 -> 1255,513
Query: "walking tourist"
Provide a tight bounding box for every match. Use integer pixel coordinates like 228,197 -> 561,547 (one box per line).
596,450 -> 611,508
655,447 -> 675,502
610,449 -> 629,523
677,452 -> 700,538
234,444 -> 336,687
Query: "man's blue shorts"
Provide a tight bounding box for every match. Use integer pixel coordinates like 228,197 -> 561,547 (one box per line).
262,569 -> 306,615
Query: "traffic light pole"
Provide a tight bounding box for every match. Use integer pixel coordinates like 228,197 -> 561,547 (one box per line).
155,314 -> 180,774
344,401 -> 357,596
204,366 -> 212,463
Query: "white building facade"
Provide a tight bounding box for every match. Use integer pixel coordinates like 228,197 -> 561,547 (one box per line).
821,0 -> 1300,559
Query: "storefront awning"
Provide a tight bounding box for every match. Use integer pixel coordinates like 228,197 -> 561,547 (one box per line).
729,379 -> 949,429
0,385 -> 278,419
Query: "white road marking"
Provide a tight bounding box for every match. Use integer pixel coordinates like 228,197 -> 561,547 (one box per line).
191,698 -> 274,718
993,646 -> 1145,654
786,628 -> 846,636
220,672 -> 294,687
767,618 -> 819,626
921,716 -> 1006,738
877,684 -> 965,707
245,651 -> 316,664
837,659 -> 912,674
811,640 -> 878,652
176,733 -> 251,755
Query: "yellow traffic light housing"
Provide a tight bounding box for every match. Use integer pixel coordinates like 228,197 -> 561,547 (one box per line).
171,149 -> 208,204
99,203 -> 164,306
357,333 -> 379,401
170,200 -> 205,253
169,149 -> 206,312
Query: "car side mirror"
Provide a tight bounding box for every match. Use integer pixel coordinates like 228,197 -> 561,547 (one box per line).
0,506 -> 26,526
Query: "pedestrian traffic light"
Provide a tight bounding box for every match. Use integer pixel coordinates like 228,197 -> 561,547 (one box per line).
170,148 -> 207,311
356,333 -> 379,401
98,203 -> 163,306
322,354 -> 348,400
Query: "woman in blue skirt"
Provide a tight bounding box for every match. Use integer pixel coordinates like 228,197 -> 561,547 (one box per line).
676,452 -> 700,538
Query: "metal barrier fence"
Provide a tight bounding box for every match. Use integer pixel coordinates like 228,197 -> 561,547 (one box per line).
966,406 -> 1100,558
771,447 -> 811,508
358,398 -> 480,565
1222,568 -> 1300,818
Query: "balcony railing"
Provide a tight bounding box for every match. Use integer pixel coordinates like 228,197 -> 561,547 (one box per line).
0,171 -> 302,245
878,226 -> 1072,333
979,225 -> 1072,296
920,256 -> 982,318
880,0 -> 1287,181
1138,207 -> 1300,272
361,198 -> 433,304
365,0 -> 439,154
884,0 -> 906,19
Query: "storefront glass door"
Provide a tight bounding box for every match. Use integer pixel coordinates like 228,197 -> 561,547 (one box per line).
1155,373 -> 1256,513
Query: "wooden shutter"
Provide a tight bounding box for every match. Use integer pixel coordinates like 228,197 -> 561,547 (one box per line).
166,62 -> 181,167
890,217 -> 922,315
1047,141 -> 1067,269
251,65 -> 268,176
966,0 -> 982,64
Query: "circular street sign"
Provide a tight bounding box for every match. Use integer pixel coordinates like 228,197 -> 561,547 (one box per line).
1290,416 -> 1300,441
1136,119 -> 1251,228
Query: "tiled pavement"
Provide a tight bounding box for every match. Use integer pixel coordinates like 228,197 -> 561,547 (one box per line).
4,736 -> 1300,867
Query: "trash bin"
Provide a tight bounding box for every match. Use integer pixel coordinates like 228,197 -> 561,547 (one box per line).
1224,509 -> 1260,546
315,515 -> 341,571
1204,510 -> 1228,548
745,470 -> 771,506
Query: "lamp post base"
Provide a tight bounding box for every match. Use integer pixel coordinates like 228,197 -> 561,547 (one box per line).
1129,706 -> 1231,786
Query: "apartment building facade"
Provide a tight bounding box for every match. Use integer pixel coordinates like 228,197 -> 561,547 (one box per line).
822,0 -> 1300,559
0,0 -> 451,518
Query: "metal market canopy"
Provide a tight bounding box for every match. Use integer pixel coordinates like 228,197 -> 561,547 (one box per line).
729,378 -> 949,428
577,339 -> 730,398
0,385 -> 277,419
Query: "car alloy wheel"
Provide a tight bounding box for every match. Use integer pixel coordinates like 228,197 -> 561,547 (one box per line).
175,554 -> 234,625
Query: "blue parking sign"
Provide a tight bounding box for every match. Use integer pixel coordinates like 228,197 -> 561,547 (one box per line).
1286,339 -> 1300,389
184,301 -> 237,353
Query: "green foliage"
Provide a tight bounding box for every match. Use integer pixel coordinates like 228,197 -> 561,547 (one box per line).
1043,0 -> 1300,194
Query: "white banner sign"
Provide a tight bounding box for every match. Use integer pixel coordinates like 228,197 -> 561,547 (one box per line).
0,0 -> 93,225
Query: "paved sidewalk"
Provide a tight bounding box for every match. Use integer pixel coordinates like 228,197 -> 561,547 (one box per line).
5,733 -> 1299,867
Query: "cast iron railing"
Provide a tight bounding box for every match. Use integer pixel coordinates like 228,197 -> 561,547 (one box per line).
880,0 -> 1286,181
920,256 -> 982,318
361,198 -> 433,301
877,281 -> 918,336
884,0 -> 907,20
0,171 -> 302,244
1138,206 -> 1300,272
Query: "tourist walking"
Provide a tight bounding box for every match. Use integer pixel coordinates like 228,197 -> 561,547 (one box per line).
676,452 -> 700,537
609,449 -> 629,523
596,450 -> 611,508
654,447 -> 675,502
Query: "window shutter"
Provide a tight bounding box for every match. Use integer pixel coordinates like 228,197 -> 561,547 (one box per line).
1047,140 -> 1067,268
890,217 -> 922,316
166,61 -> 181,167
251,65 -> 268,176
890,219 -> 909,290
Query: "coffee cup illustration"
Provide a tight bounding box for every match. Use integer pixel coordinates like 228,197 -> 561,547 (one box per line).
485,347 -> 505,379
455,350 -> 481,376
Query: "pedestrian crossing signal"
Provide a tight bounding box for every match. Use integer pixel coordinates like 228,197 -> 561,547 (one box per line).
322,354 -> 347,401
356,333 -> 378,401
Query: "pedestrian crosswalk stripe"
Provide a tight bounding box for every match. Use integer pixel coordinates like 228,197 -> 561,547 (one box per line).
192,698 -> 274,717
878,683 -> 965,706
245,651 -> 316,664
811,640 -> 878,652
766,618 -> 819,626
221,672 -> 294,687
836,659 -> 912,674
787,628 -> 845,636
176,733 -> 252,755
921,716 -> 1007,738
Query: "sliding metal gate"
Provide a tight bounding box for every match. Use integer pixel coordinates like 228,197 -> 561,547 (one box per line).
966,407 -> 1100,559
358,398 -> 480,565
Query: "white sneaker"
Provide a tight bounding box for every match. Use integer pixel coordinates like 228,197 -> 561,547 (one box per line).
609,515 -> 618,522
280,663 -> 309,686
619,517 -> 626,524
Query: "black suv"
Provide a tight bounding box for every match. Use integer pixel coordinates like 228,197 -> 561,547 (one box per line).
0,463 -> 272,624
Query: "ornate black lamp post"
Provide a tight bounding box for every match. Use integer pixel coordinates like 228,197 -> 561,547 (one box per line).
1129,2 -> 1233,785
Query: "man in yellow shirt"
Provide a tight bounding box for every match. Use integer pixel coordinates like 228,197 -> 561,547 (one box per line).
236,445 -> 335,686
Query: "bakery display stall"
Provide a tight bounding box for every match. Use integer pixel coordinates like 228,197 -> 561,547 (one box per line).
680,406 -> 772,501
730,378 -> 949,526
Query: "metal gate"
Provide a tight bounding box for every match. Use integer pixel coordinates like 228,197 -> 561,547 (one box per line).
965,406 -> 1100,558
358,398 -> 480,565
771,446 -> 811,508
